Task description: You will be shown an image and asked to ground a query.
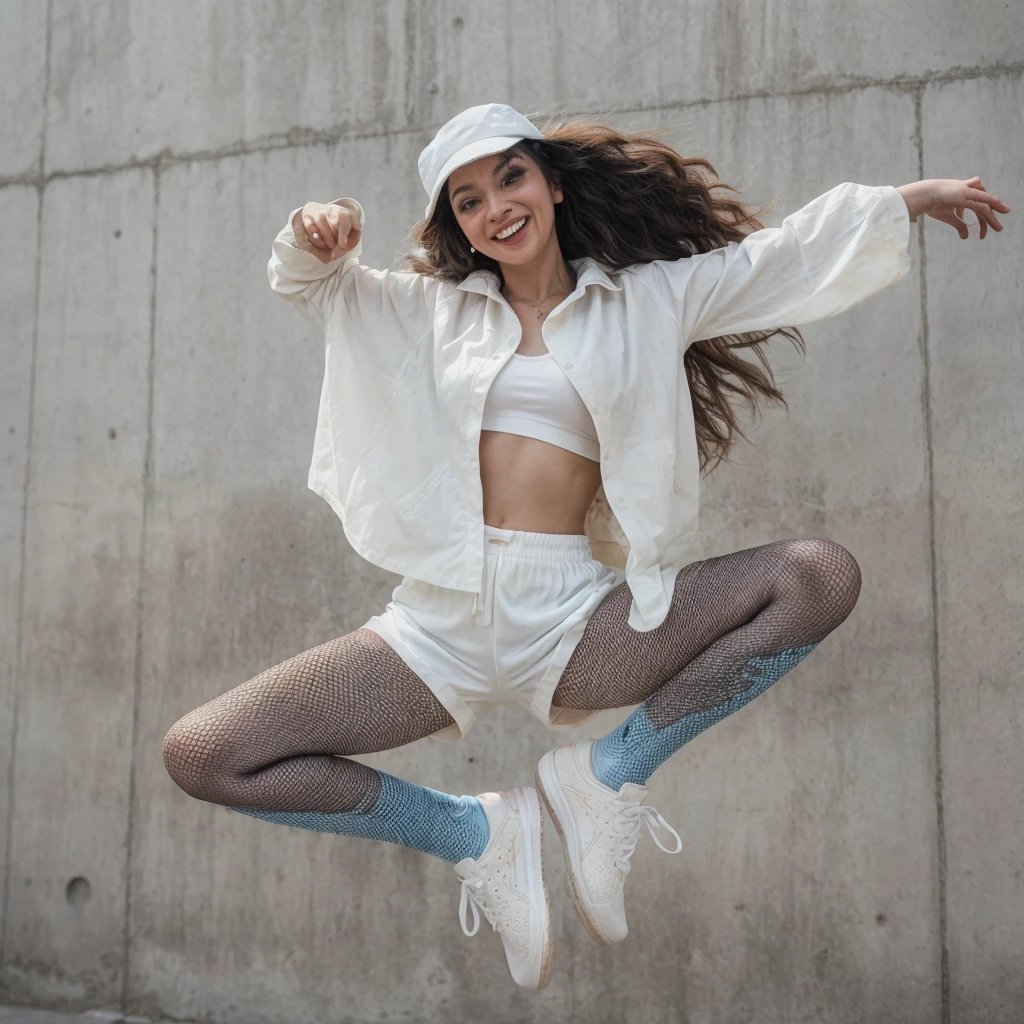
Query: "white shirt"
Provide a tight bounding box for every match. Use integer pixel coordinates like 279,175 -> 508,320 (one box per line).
268,181 -> 911,631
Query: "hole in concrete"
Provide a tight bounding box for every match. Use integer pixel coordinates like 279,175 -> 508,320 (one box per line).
66,876 -> 91,906
875,912 -> 887,926
452,16 -> 464,30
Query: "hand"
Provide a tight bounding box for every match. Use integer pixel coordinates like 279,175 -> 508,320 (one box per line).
298,201 -> 362,264
900,177 -> 1011,240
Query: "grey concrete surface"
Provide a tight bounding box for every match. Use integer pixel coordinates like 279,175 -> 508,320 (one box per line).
0,1005 -> 190,1023
0,4 -> 46,179
1,187 -> 41,1020
922,75 -> 1024,1021
4,171 -> 155,1008
22,0 -> 1024,177
2,0 -> 1021,1022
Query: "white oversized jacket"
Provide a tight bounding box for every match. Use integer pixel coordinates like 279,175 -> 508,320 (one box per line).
268,182 -> 911,631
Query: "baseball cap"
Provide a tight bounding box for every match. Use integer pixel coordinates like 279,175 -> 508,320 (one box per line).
418,102 -> 545,221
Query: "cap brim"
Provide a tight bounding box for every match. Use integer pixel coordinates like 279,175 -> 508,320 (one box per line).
423,135 -> 527,221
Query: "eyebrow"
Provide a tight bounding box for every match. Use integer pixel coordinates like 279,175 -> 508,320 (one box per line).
449,152 -> 521,202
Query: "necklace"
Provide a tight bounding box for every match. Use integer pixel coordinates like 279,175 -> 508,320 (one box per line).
503,269 -> 579,321
503,268 -> 578,308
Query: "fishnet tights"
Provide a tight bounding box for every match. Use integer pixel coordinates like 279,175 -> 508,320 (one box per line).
161,629 -> 453,813
552,538 -> 862,726
163,539 -> 859,818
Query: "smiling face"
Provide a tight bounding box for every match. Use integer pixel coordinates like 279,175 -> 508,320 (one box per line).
446,145 -> 563,267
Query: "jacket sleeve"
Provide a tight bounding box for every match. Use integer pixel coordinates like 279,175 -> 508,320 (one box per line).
267,197 -> 438,341
641,182 -> 912,346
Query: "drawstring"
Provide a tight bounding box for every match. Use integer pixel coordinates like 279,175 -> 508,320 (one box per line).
472,533 -> 509,619
471,542 -> 488,618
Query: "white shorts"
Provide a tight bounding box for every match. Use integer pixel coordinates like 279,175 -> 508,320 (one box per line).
360,523 -> 627,741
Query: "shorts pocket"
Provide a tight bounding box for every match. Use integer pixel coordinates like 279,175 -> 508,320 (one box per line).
392,574 -> 459,623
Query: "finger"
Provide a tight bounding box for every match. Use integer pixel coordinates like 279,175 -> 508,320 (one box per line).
336,226 -> 361,255
302,215 -> 324,249
315,212 -> 337,250
935,209 -> 970,239
965,198 -> 1003,233
330,209 -> 352,251
965,187 -> 1011,213
312,212 -> 337,249
961,204 -> 987,240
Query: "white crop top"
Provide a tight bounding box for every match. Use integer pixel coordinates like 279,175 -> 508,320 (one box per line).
481,352 -> 600,462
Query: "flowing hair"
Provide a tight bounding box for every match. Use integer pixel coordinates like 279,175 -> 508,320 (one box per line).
401,117 -> 805,474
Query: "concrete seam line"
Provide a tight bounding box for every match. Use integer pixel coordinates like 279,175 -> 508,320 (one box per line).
0,59 -> 1021,191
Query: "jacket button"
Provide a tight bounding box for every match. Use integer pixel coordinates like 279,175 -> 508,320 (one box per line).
563,361 -> 573,370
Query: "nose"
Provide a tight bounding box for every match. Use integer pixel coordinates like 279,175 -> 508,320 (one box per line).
486,194 -> 513,226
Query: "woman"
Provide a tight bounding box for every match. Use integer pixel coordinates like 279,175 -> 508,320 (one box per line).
161,102 -> 1009,989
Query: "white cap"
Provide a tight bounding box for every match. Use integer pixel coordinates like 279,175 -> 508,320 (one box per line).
418,102 -> 545,221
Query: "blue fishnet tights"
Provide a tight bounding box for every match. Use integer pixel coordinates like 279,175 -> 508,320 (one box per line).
161,629 -> 487,863
552,539 -> 862,789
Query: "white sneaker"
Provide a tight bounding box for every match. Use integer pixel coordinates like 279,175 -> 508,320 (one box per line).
536,739 -> 682,945
454,787 -> 554,989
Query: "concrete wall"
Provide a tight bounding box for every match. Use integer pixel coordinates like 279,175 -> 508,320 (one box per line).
1,2 -> 1021,1021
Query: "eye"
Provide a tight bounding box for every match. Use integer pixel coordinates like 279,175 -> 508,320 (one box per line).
457,168 -> 524,213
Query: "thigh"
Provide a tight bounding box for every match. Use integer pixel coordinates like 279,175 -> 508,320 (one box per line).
552,540 -> 807,711
168,627 -> 454,774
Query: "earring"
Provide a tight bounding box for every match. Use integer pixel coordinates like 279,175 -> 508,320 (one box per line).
470,246 -> 475,253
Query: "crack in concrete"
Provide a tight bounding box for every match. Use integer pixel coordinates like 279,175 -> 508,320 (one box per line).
119,164 -> 159,1016
0,59 -> 1020,190
0,0 -> 55,983
912,83 -> 951,1024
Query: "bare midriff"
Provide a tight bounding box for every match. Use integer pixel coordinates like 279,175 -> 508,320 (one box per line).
479,429 -> 603,535
482,272 -> 602,535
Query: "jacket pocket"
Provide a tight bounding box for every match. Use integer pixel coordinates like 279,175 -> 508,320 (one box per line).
396,461 -> 452,518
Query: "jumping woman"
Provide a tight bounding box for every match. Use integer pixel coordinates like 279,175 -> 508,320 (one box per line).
161,103 -> 1009,989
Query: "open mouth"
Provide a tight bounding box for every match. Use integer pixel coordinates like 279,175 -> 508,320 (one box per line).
492,216 -> 529,243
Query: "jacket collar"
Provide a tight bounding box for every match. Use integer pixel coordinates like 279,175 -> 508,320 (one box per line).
455,256 -> 623,300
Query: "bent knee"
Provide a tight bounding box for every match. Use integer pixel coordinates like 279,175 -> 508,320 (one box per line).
161,714 -> 236,804
777,538 -> 862,621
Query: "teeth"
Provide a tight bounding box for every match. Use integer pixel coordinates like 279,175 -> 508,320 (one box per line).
496,217 -> 526,240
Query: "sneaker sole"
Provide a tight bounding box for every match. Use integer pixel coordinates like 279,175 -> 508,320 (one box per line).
515,786 -> 556,988
535,758 -> 615,947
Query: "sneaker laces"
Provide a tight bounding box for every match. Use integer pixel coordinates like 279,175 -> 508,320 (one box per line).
613,801 -> 682,872
457,853 -> 509,937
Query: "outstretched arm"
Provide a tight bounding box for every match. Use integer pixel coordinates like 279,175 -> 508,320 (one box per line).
639,178 -> 1010,348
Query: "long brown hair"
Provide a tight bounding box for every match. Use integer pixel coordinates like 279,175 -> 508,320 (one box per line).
402,117 -> 805,474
